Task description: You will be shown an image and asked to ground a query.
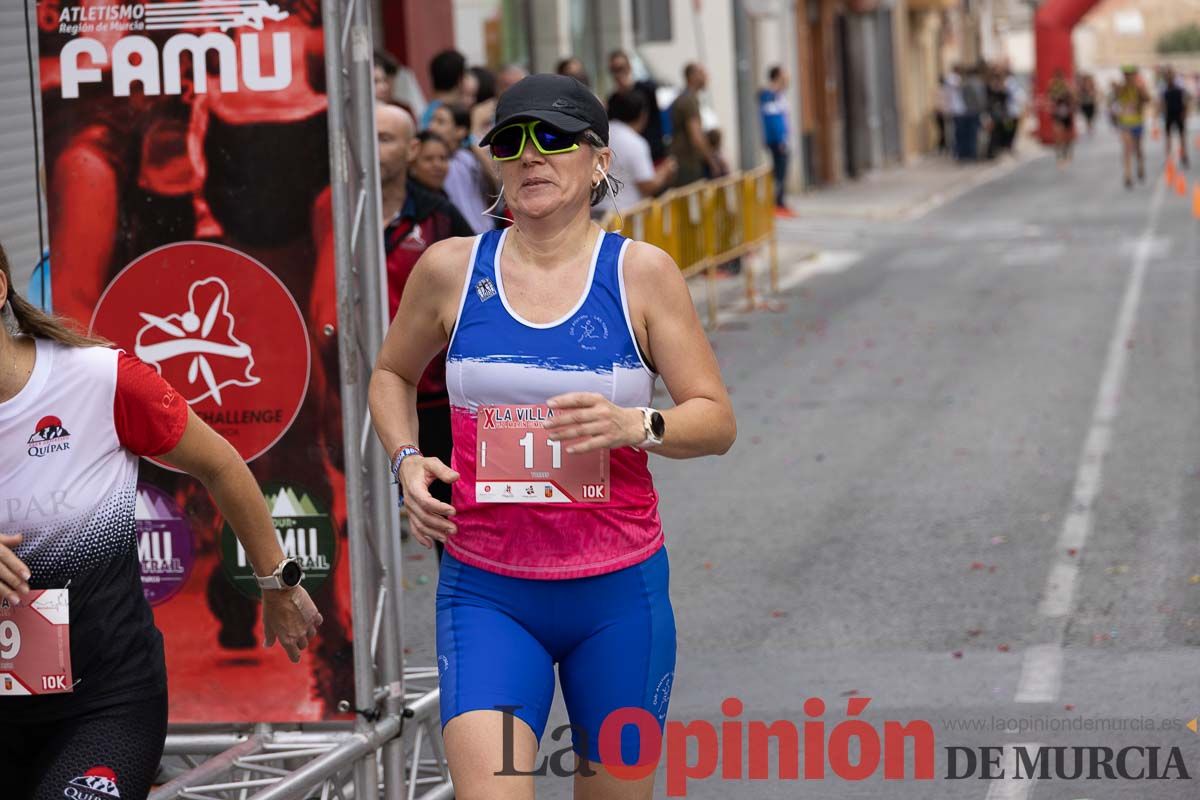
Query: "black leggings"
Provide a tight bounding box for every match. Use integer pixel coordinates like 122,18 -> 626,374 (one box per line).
1,693 -> 168,800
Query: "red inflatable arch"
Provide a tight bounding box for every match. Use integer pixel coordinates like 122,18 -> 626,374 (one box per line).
1035,0 -> 1102,143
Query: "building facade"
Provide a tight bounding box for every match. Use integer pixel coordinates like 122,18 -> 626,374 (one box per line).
376,0 -> 996,193
795,0 -> 957,185
1077,0 -> 1200,71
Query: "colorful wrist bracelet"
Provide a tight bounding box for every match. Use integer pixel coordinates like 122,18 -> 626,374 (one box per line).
390,445 -> 422,483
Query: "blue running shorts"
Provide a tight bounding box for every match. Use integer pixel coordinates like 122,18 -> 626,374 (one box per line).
436,546 -> 676,765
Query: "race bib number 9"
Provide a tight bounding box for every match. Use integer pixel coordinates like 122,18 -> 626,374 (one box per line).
0,589 -> 73,695
476,405 -> 610,503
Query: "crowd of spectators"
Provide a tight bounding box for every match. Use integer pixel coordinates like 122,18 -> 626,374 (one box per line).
937,62 -> 1027,163
372,46 -> 789,235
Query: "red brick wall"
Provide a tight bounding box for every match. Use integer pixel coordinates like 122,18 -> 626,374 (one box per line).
381,2 -> 457,98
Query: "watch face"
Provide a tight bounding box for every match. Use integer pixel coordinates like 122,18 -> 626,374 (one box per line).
650,411 -> 665,439
280,560 -> 304,587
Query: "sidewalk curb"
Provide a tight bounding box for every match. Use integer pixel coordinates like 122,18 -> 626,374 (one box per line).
685,242 -> 820,323
784,145 -> 1048,223
899,149 -> 1046,222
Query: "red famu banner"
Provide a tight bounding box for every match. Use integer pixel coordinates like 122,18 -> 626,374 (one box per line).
36,0 -> 353,722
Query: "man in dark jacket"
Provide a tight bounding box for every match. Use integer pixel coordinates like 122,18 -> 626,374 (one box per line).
377,103 -> 474,557
608,49 -> 666,162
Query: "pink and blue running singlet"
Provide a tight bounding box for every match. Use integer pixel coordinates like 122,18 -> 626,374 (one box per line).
435,228 -> 676,764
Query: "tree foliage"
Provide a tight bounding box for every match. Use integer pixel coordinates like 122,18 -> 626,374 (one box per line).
1158,24 -> 1200,55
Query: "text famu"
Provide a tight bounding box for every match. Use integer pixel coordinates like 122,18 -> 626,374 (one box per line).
60,31 -> 293,99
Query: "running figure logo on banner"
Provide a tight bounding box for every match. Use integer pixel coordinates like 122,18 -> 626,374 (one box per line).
91,242 -> 311,463
134,278 -> 258,406
144,2 -> 290,32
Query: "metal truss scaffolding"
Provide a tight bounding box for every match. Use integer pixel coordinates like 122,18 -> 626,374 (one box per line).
148,1 -> 452,797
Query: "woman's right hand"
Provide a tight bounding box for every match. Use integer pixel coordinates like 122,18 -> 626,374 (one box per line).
0,533 -> 31,605
400,457 -> 459,549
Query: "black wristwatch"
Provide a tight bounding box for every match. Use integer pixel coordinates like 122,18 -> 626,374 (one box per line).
255,557 -> 304,590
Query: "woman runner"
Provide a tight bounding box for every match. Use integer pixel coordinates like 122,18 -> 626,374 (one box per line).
369,74 -> 736,799
0,247 -> 322,800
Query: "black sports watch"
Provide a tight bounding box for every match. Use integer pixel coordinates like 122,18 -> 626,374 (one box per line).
255,557 -> 304,590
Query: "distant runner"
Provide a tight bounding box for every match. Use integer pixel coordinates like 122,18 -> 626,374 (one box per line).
1078,73 -> 1098,136
1114,66 -> 1150,189
1047,69 -> 1076,167
1161,66 -> 1190,169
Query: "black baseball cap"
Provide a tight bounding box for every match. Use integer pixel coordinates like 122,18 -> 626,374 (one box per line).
479,73 -> 609,147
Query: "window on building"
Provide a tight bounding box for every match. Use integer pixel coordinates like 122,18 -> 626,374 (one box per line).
569,0 -> 602,83
501,0 -> 534,71
633,0 -> 672,44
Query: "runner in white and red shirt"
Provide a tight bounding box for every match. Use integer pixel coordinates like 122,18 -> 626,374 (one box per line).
0,253 -> 323,800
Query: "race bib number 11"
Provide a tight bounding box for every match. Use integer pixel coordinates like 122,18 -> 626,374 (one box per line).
0,589 -> 72,695
476,405 -> 610,503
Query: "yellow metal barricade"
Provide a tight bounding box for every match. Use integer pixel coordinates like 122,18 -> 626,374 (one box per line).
601,164 -> 778,327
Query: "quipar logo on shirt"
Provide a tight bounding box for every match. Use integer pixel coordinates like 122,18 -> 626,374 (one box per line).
220,482 -> 336,599
26,415 -> 71,458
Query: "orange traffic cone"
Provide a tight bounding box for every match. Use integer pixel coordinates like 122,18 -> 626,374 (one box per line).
1166,159 -> 1177,185
1177,174 -> 1189,196
1193,185 -> 1200,219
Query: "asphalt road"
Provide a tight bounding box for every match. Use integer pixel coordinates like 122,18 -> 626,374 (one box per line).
399,126 -> 1200,799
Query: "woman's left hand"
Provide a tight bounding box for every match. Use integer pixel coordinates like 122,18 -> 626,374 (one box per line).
544,392 -> 644,453
262,586 -> 324,664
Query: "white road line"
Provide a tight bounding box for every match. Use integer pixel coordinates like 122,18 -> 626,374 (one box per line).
776,250 -> 862,292
1010,178 -> 1167,719
1037,562 -> 1080,618
1014,644 -> 1063,703
711,250 -> 863,327
1035,178 -> 1165,621
983,743 -> 1043,800
901,153 -> 1043,221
